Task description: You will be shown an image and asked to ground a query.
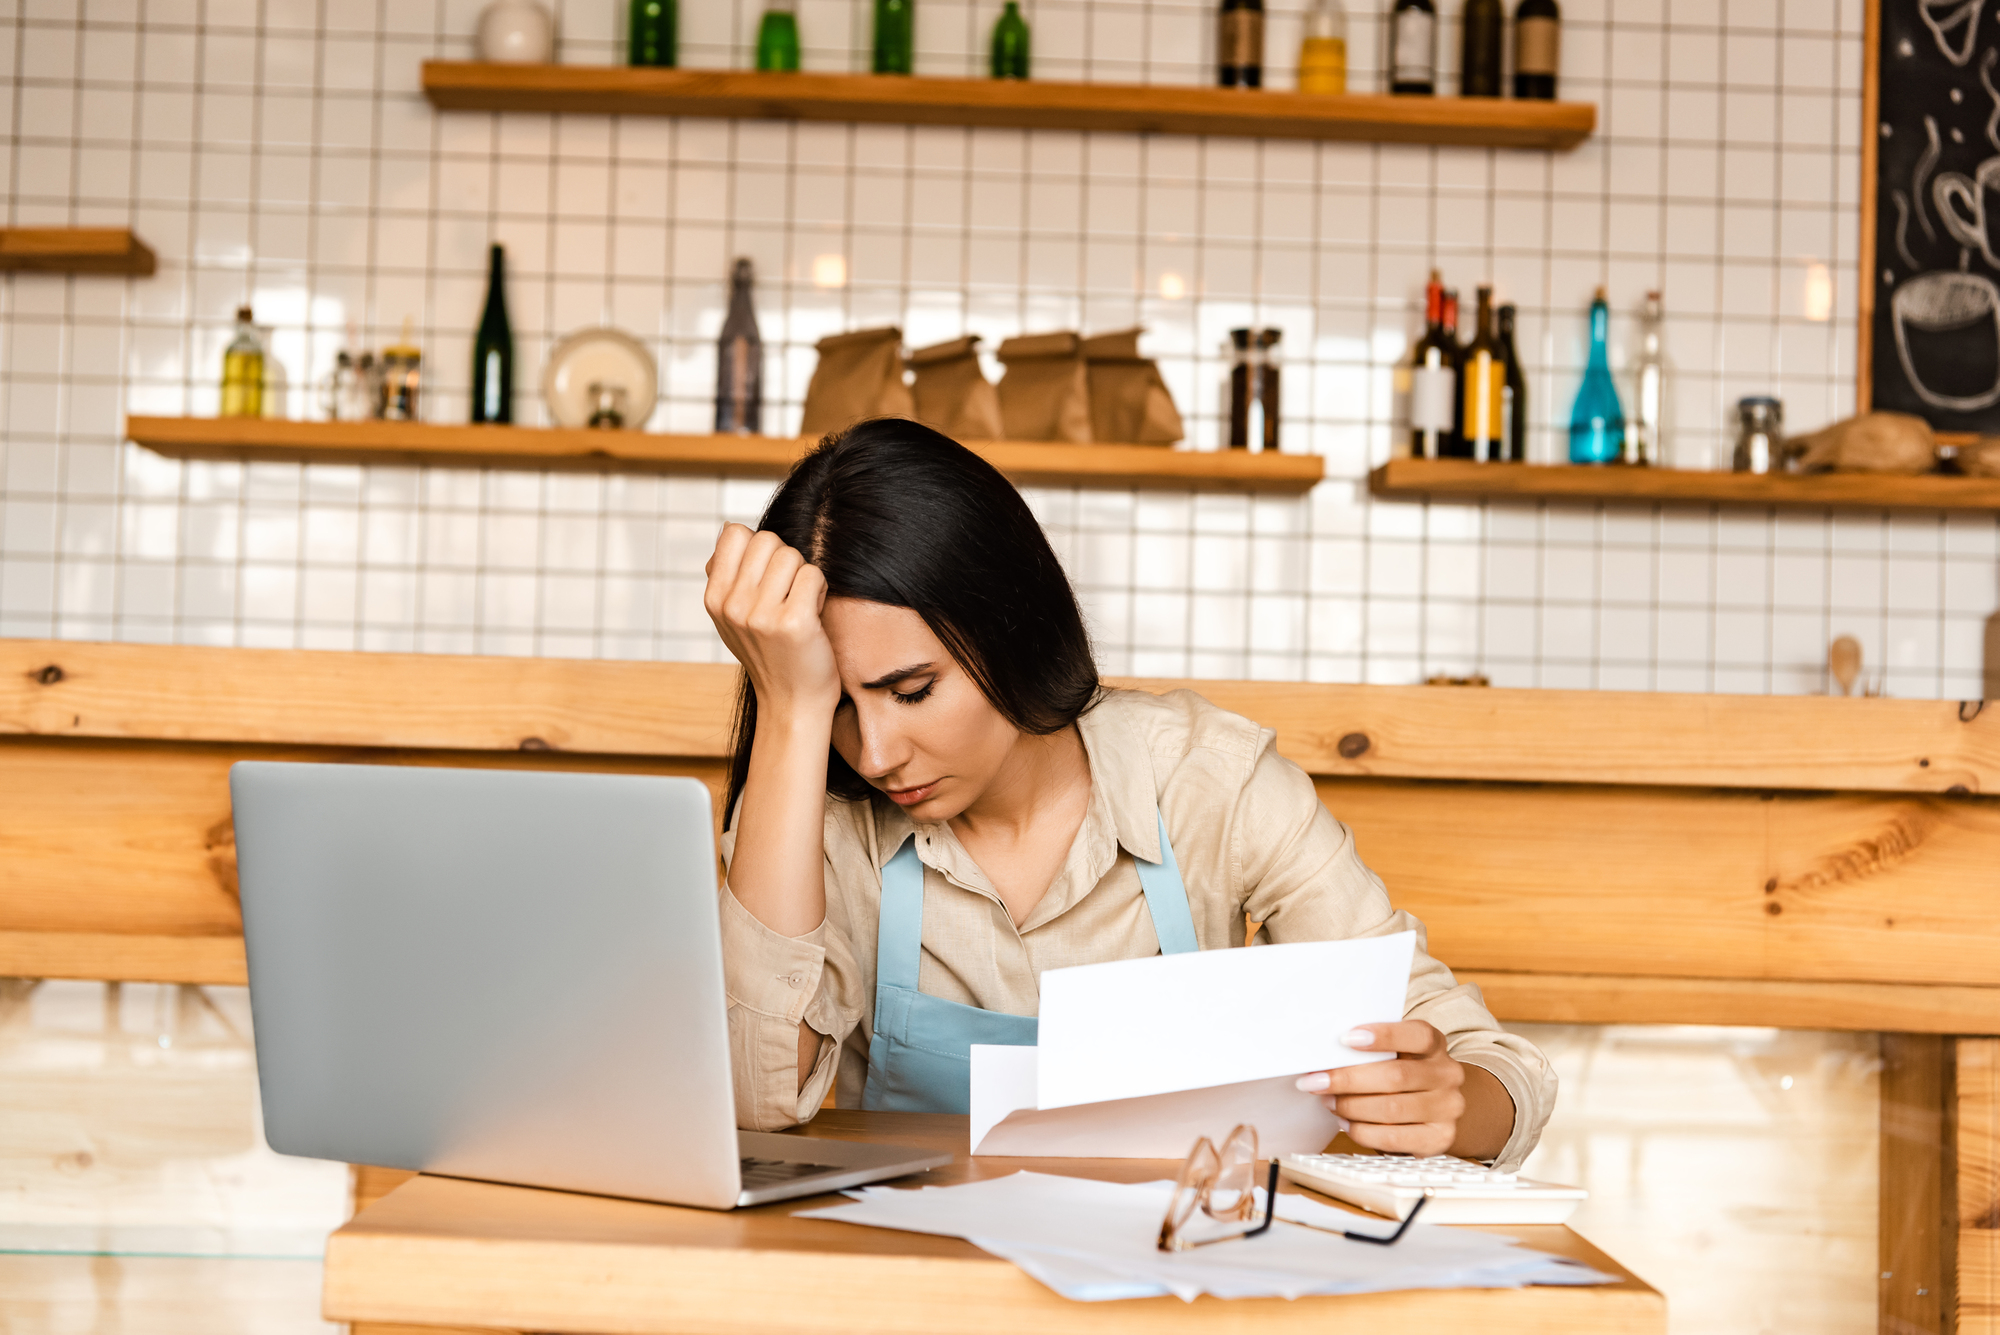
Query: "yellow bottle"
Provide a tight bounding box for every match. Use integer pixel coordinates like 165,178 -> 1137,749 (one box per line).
1298,0 -> 1347,93
220,304 -> 265,418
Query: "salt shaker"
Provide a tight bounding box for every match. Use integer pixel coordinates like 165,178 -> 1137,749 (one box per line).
1732,397 -> 1783,473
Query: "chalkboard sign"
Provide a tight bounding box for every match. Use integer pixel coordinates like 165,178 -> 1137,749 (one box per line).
1863,0 -> 2000,432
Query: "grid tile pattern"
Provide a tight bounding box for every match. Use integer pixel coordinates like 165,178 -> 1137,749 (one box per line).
2,0 -> 1995,696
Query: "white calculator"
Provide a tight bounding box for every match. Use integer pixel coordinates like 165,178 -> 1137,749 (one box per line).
1280,1153 -> 1587,1225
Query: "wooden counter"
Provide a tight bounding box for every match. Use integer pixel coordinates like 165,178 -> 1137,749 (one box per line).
0,635 -> 1991,1333
325,1111 -> 1663,1334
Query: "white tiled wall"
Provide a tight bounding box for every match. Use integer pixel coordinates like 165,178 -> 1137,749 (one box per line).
3,0 -> 1996,695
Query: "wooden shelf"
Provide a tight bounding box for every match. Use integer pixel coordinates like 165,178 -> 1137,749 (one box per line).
125,417 -> 1326,492
420,62 -> 1596,150
0,228 -> 155,276
1370,456 -> 2000,512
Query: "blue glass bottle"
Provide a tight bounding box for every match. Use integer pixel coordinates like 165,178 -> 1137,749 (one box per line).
1568,286 -> 1626,465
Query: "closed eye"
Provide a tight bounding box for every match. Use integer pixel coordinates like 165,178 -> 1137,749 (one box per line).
891,679 -> 935,705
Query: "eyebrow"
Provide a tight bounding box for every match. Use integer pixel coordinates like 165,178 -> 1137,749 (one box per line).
860,662 -> 937,691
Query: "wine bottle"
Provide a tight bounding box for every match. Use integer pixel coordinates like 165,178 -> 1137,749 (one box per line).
1442,288 -> 1471,456
1407,271 -> 1459,459
1218,0 -> 1265,88
1460,0 -> 1503,96
470,244 -> 513,425
1626,290 -> 1666,465
1568,287 -> 1625,464
1512,0 -> 1559,99
991,0 -> 1030,78
1460,286 -> 1505,462
715,258 -> 763,434
1495,302 -> 1526,462
1298,0 -> 1347,93
873,0 -> 914,74
756,0 -> 800,71
629,0 -> 677,67
1390,0 -> 1437,95
220,305 -> 265,419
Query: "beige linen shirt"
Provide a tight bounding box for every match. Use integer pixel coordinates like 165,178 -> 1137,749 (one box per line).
718,686 -> 1555,1170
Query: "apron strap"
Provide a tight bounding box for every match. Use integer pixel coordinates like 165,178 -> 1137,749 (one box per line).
876,835 -> 925,992
1135,808 -> 1200,955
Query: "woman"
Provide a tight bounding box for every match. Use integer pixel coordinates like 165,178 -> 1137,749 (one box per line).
706,419 -> 1553,1169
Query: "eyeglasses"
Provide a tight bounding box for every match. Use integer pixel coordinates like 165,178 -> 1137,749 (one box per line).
1156,1124 -> 1430,1253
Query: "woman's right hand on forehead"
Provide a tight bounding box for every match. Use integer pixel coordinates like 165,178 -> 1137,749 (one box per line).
704,523 -> 840,717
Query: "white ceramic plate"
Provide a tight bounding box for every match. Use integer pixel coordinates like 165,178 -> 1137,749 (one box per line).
541,327 -> 658,430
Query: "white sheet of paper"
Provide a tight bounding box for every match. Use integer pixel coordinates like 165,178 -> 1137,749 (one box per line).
969,1054 -> 1344,1157
1034,932 -> 1416,1109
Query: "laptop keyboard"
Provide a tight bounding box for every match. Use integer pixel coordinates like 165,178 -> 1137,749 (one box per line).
740,1156 -> 844,1189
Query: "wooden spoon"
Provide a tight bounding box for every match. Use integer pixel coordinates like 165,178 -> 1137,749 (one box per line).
1829,635 -> 1862,697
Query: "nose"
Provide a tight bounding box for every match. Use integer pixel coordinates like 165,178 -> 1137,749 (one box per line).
851,699 -> 914,783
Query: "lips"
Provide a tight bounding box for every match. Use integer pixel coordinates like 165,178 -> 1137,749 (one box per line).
884,780 -> 941,806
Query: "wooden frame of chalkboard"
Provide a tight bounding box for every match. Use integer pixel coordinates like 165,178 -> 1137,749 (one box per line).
1860,0 -> 2000,442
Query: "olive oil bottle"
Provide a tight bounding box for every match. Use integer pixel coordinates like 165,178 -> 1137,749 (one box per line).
220,305 -> 265,419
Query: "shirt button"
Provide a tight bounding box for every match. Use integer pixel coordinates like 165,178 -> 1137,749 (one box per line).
785,972 -> 807,988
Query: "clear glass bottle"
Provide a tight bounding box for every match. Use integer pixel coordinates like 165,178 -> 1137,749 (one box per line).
757,0 -> 800,71
1567,287 -> 1624,464
715,258 -> 763,434
629,0 -> 677,67
378,317 -> 423,423
1298,0 -> 1347,93
873,0 -> 914,74
990,0 -> 1030,78
322,325 -> 379,423
220,305 -> 265,419
1218,0 -> 1265,87
1625,290 -> 1666,466
1732,397 -> 1783,473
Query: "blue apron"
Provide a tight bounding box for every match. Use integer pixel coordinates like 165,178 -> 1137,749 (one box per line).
860,809 -> 1199,1114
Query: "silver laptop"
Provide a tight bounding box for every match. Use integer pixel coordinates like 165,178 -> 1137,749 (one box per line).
230,761 -> 949,1209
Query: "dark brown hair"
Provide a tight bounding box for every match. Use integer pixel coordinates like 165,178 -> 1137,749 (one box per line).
724,418 -> 1099,821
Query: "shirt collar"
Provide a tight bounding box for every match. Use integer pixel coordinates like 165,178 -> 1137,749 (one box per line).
860,696 -> 1165,880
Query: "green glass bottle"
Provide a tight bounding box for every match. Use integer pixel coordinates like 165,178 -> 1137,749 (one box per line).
873,0 -> 914,74
990,0 -> 1029,78
756,0 -> 801,71
470,244 -> 513,424
629,0 -> 676,67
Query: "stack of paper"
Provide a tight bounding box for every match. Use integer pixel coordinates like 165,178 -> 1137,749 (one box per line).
795,1172 -> 1613,1302
971,932 -> 1416,1156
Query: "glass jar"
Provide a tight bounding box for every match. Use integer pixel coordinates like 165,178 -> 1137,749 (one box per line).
1732,396 -> 1783,474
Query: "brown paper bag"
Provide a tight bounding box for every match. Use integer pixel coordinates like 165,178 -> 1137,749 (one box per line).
996,332 -> 1093,443
799,327 -> 914,438
907,335 -> 1004,441
1783,412 -> 1936,474
1958,437 -> 2000,477
1081,328 -> 1184,445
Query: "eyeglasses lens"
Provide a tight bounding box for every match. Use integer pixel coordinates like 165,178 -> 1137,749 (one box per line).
1167,1137 -> 1221,1237
1205,1124 -> 1259,1221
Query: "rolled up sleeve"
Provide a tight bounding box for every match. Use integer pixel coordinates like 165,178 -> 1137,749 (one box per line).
716,885 -> 845,1129
1230,738 -> 1557,1171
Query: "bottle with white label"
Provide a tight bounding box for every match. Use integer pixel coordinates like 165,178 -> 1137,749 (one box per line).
1408,270 -> 1460,458
1625,290 -> 1667,465
1512,0 -> 1559,98
1389,0 -> 1437,95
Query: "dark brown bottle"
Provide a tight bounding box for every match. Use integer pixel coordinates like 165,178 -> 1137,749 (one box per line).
1460,285 -> 1505,461
1441,288 -> 1470,457
1496,302 -> 1527,461
1460,0 -> 1504,96
1218,0 -> 1265,87
1513,0 -> 1560,99
1407,271 -> 1460,459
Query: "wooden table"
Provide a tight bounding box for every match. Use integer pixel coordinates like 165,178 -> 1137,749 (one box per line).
323,1110 -> 1664,1335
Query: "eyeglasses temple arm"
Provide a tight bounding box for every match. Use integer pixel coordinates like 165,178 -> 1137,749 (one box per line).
1343,1189 -> 1429,1245
1242,1160 -> 1281,1239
